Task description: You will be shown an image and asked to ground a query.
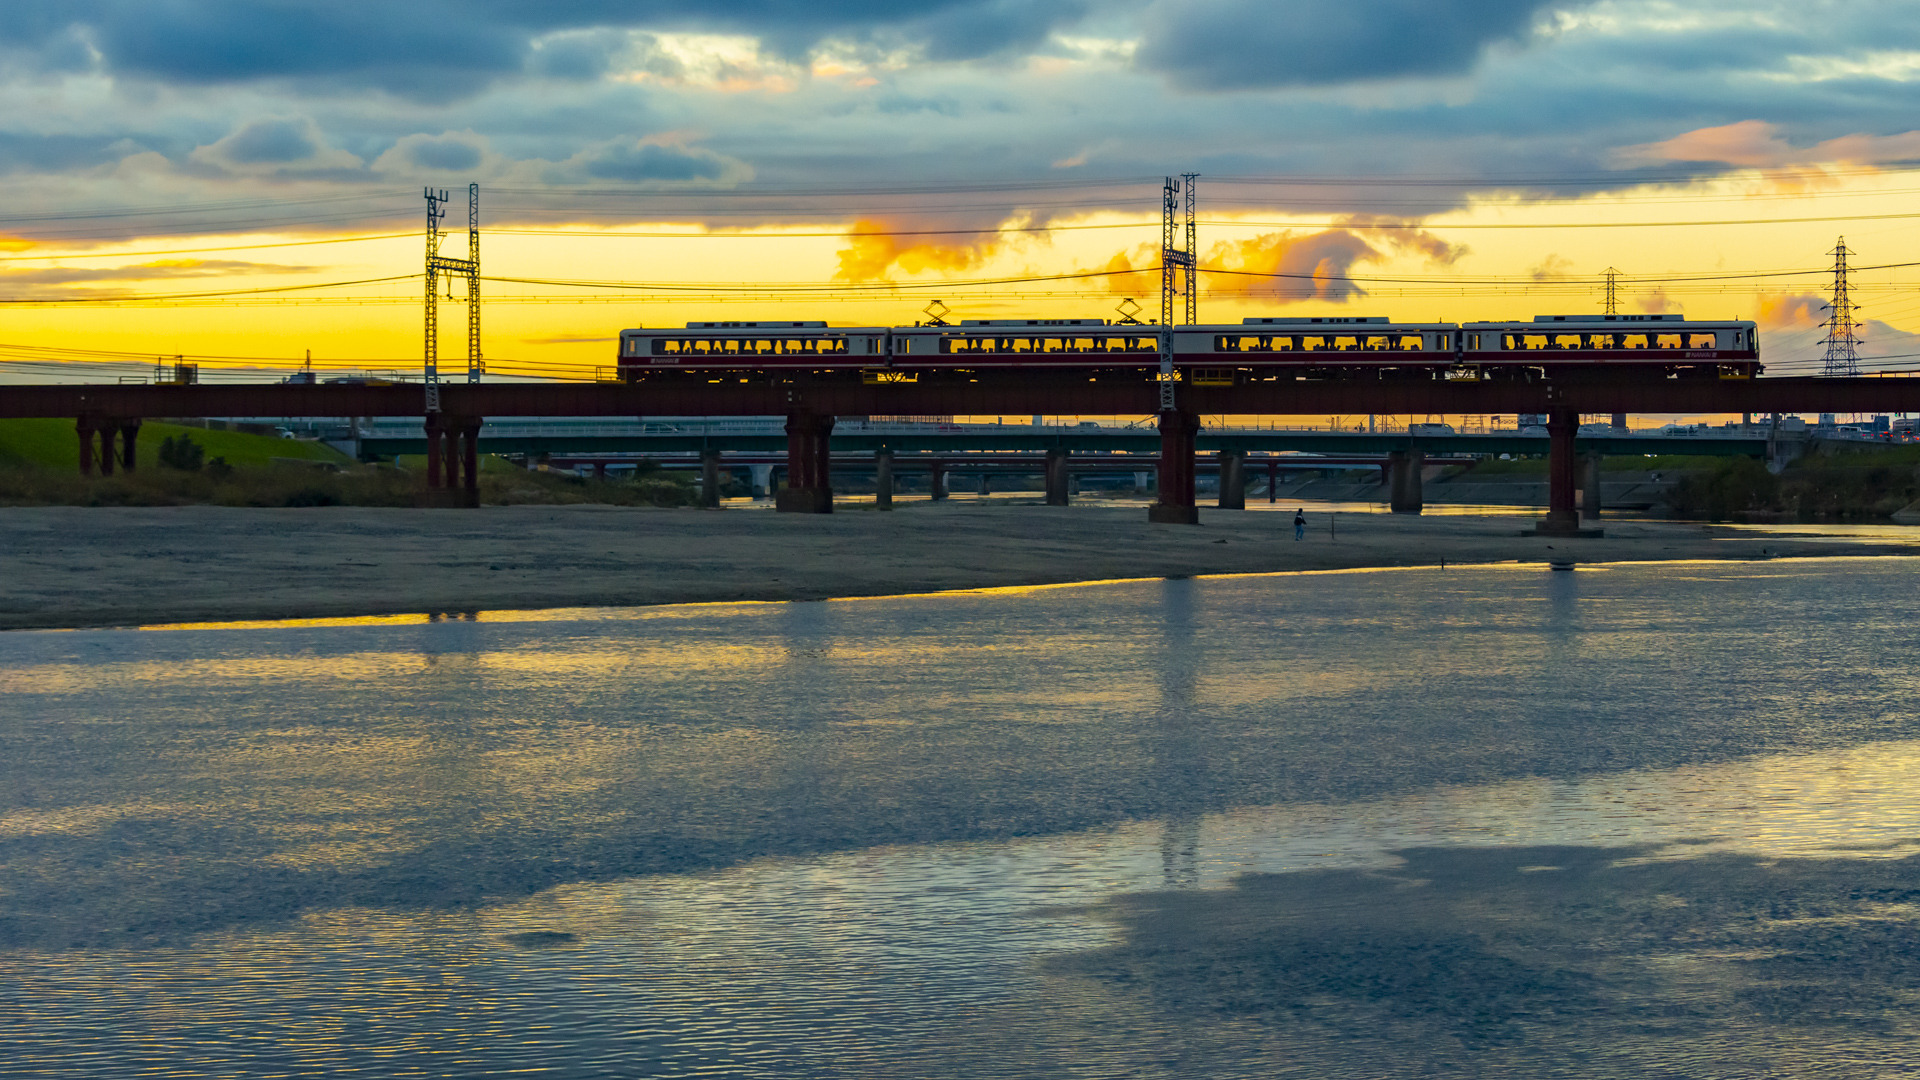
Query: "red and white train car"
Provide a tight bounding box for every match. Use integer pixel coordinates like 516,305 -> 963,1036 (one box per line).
615,313 -> 1760,383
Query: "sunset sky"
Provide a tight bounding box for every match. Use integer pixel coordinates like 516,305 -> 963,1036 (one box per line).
2,0 -> 1919,386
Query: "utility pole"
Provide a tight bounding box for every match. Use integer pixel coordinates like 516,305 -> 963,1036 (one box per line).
1821,237 -> 1860,377
423,184 -> 482,414
1603,267 -> 1619,316
1182,172 -> 1198,326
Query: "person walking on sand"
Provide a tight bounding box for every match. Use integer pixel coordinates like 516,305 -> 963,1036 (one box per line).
1293,508 -> 1306,541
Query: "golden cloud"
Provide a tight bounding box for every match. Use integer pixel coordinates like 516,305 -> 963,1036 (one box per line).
833,219 -> 1000,282
1613,119 -> 1920,170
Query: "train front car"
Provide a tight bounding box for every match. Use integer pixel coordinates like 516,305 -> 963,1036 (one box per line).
1180,317 -> 1460,384
1460,314 -> 1761,380
615,322 -> 889,383
888,319 -> 1161,383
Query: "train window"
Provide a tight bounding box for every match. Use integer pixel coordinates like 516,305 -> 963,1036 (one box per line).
1654,334 -> 1682,349
1688,333 -> 1717,349
647,336 -> 849,356
1214,335 -> 1274,352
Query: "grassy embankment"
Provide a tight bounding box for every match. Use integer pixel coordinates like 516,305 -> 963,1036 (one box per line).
1448,448 -> 1920,521
1667,445 -> 1920,522
0,419 -> 697,507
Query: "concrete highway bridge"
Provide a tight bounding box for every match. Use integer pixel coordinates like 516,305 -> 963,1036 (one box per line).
335,417 -> 1768,511
7,375 -> 1908,534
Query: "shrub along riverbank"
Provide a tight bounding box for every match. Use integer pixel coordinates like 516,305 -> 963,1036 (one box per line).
1443,448 -> 1920,522
0,460 -> 699,508
0,422 -> 699,508
1668,445 -> 1920,522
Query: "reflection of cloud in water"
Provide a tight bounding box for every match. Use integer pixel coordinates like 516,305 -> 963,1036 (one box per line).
1052,843 -> 1920,1076
7,560 -> 1920,1073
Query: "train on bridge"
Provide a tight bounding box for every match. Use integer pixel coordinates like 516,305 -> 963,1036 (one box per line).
617,314 -> 1761,386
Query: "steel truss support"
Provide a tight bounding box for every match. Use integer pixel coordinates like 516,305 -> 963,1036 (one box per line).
1822,237 -> 1860,377
424,184 -> 482,416
1159,178 -> 1185,413
1182,172 -> 1198,327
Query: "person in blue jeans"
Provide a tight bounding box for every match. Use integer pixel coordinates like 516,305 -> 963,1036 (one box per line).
1293,509 -> 1306,540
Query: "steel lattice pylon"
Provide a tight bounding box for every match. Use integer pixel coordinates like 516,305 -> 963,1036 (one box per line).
1182,172 -> 1198,327
424,184 -> 482,413
1603,267 -> 1619,315
1821,237 -> 1861,377
1159,174 -> 1197,411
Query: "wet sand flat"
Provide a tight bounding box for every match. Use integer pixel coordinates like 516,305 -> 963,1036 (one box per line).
1,500 -> 1911,630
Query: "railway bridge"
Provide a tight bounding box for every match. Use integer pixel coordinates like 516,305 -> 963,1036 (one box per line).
9,375 -> 1913,535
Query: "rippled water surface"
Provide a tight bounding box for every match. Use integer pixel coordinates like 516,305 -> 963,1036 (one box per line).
6,559 -> 1920,1077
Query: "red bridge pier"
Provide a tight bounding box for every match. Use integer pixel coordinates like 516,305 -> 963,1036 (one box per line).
424,414 -> 481,508
778,412 -> 834,513
1531,407 -> 1602,537
76,415 -> 140,477
1148,409 -> 1200,524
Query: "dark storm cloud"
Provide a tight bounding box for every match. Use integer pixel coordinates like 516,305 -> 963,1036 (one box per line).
81,2 -> 526,98
219,119 -> 318,164
906,0 -> 1090,62
579,142 -> 730,182
1134,0 -> 1560,91
0,133 -> 127,175
0,0 -> 1093,98
525,30 -> 631,82
406,136 -> 482,171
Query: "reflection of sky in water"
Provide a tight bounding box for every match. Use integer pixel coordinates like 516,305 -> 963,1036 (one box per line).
5,559 -> 1920,1076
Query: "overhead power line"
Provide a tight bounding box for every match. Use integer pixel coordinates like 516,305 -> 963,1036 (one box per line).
0,233 -> 415,262
8,207 -> 1920,267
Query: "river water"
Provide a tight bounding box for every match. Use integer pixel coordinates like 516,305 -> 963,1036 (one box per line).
6,559 -> 1920,1077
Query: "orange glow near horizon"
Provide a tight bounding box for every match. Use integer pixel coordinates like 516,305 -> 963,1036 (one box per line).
4,159 -> 1919,413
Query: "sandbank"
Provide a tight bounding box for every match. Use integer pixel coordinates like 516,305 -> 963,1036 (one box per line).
2,500 -> 1914,631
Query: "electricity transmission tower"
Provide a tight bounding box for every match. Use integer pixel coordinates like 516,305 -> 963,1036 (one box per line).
1159,174 -> 1197,411
424,184 -> 482,413
1821,237 -> 1860,377
1603,267 -> 1619,315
